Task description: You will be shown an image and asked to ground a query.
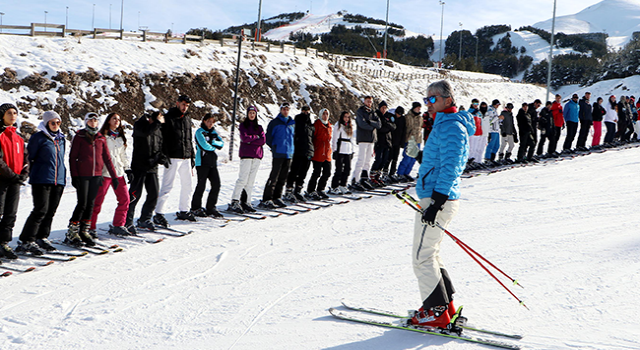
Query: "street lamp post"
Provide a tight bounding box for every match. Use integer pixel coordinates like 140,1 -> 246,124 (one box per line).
546,0 -> 557,102
438,1 -> 445,66
256,0 -> 263,42
458,22 -> 463,61
383,0 -> 390,59
120,0 -> 124,31
44,11 -> 48,32
92,4 -> 95,28
110,4 -> 112,29
66,7 -> 69,29
0,12 -> 4,33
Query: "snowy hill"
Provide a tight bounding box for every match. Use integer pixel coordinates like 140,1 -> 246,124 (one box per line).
262,12 -> 423,42
533,0 -> 640,49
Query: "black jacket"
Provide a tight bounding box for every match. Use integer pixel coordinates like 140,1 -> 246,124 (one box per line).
579,98 -> 593,122
131,114 -> 165,173
375,110 -> 397,148
292,112 -> 315,159
538,107 -> 554,135
516,108 -> 533,136
391,114 -> 406,147
162,107 -> 194,159
355,105 -> 381,143
527,103 -> 539,131
592,102 -> 605,122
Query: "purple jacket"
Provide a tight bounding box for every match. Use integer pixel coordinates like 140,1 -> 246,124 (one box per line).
238,121 -> 266,159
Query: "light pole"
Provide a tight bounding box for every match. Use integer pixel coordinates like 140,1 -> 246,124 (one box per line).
120,0 -> 124,31
0,12 -> 4,33
92,4 -> 95,28
110,4 -> 112,29
438,1 -> 445,66
66,7 -> 69,29
475,35 -> 479,66
256,0 -> 263,42
138,11 -> 140,30
44,11 -> 48,32
546,0 -> 557,102
383,0 -> 390,59
458,22 -> 463,62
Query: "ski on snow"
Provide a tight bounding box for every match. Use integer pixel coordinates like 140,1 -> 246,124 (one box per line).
339,300 -> 523,339
328,308 -> 521,350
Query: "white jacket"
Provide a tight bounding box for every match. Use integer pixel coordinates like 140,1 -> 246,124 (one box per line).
603,103 -> 618,123
102,133 -> 129,178
332,123 -> 355,155
486,106 -> 501,133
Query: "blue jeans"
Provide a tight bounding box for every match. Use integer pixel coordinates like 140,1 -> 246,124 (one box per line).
397,142 -> 421,176
484,132 -> 500,159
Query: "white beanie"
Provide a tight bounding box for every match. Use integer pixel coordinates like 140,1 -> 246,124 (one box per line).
42,111 -> 61,125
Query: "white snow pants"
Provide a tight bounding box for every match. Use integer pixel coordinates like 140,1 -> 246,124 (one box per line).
351,142 -> 375,182
155,158 -> 193,214
468,135 -> 485,162
413,198 -> 459,302
231,158 -> 262,201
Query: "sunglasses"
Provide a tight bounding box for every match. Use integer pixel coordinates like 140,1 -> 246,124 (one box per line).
472,103 -> 479,106
424,95 -> 441,104
48,120 -> 62,125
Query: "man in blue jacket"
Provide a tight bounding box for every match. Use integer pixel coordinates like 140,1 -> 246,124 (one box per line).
409,80 -> 475,331
562,94 -> 580,152
260,103 -> 295,209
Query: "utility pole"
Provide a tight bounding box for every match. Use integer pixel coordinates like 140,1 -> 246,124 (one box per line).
475,35 -> 479,66
138,11 -> 140,30
458,22 -> 463,61
44,11 -> 48,32
256,0 -> 263,42
438,1 -> 445,66
0,13 -> 4,33
66,7 -> 69,30
92,4 -> 95,28
546,0 -> 557,102
110,4 -> 112,29
120,0 -> 124,31
383,0 -> 390,59
230,29 -> 250,161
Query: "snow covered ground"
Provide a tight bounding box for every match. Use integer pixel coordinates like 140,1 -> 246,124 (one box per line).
2,126 -> 640,349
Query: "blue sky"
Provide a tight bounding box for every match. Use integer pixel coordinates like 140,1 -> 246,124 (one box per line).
0,0 -> 602,37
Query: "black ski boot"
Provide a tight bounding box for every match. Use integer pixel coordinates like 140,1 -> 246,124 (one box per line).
153,214 -> 169,228
206,208 -> 224,219
79,221 -> 96,246
282,187 -> 297,203
0,242 -> 18,259
137,219 -> 156,231
36,238 -> 56,252
64,221 -> 83,247
15,241 -> 45,256
241,201 -> 257,213
109,225 -> 132,236
228,199 -> 245,214
176,211 -> 197,221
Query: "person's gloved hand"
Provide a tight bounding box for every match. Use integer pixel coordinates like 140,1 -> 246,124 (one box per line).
421,191 -> 449,226
191,157 -> 195,169
125,169 -> 134,183
406,137 -> 420,158
513,133 -> 519,143
111,177 -> 120,190
71,176 -> 80,189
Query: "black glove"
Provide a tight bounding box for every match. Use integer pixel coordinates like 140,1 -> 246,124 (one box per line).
71,176 -> 80,189
160,155 -> 171,168
487,134 -> 492,143
191,157 -> 195,169
421,191 -> 449,226
333,151 -> 338,160
111,177 -> 120,190
514,133 -> 519,143
125,169 -> 134,183
13,174 -> 26,186
501,132 -> 507,137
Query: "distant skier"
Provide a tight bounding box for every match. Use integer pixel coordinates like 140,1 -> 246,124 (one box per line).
190,113 -> 224,218
498,103 -> 517,162
409,80 -> 475,330
591,97 -> 606,147
329,111 -> 355,194
351,96 -> 381,190
306,108 -> 332,199
548,94 -> 564,155
370,101 -> 396,185
283,106 -> 314,203
396,102 -> 423,181
603,95 -> 618,144
537,101 -> 554,156
516,103 -> 534,162
484,99 -> 501,163
562,94 -> 580,152
576,92 -> 593,151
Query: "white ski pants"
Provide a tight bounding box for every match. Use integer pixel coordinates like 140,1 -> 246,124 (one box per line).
413,198 -> 459,302
231,158 -> 262,201
469,135 -> 486,162
351,142 -> 375,182
155,158 -> 193,214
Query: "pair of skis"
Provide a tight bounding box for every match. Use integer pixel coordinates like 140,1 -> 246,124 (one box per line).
331,300 -> 522,349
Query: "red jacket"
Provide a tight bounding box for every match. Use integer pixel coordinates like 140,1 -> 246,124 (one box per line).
69,129 -> 117,178
473,116 -> 483,136
311,119 -> 332,162
0,126 -> 29,181
550,102 -> 564,127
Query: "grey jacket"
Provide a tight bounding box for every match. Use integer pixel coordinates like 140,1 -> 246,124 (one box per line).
355,105 -> 381,143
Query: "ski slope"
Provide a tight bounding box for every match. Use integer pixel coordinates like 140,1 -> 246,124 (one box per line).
533,0 -> 640,49
1,132 -> 640,349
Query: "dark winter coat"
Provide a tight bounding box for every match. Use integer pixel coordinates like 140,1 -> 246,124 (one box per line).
579,97 -> 593,122
131,114 -> 165,173
391,113 -> 406,147
374,110 -> 397,148
266,113 -> 295,159
293,112 -> 315,159
238,120 -> 266,159
592,102 -> 606,122
27,124 -> 66,186
355,105 -> 381,144
516,108 -> 533,136
194,124 -> 224,168
69,129 -> 117,178
162,106 -> 194,159
617,101 -> 632,125
499,110 -> 516,136
0,125 -> 29,184
423,112 -> 434,142
404,109 -> 422,143
538,107 -> 554,136
527,103 -> 539,131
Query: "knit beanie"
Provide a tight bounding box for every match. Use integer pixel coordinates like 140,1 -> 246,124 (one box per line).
0,103 -> 18,124
42,111 -> 61,125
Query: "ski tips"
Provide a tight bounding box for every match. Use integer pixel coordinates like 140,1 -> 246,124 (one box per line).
519,301 -> 530,311
512,279 -> 524,288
